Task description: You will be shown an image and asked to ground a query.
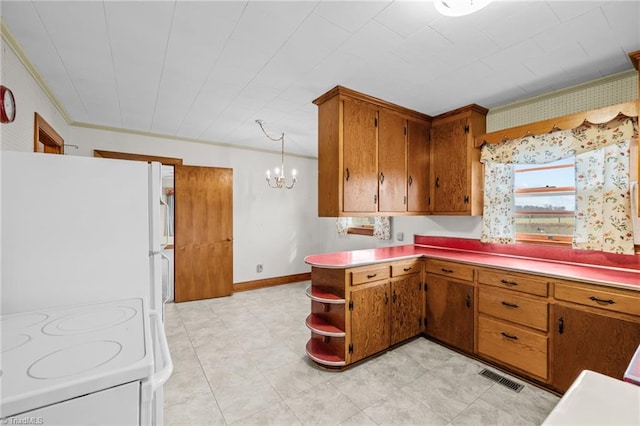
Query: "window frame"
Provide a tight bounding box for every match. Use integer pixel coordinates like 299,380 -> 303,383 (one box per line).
514,161 -> 575,246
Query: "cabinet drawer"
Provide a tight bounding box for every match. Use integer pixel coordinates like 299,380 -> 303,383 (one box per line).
478,315 -> 548,380
478,287 -> 548,331
554,282 -> 640,317
425,260 -> 474,282
478,269 -> 548,297
391,260 -> 421,277
350,265 -> 390,285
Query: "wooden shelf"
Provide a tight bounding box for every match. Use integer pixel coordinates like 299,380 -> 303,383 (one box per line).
305,314 -> 345,337
305,339 -> 345,367
305,286 -> 345,304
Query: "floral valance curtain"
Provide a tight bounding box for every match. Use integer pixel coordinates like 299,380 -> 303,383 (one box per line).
481,115 -> 638,254
336,217 -> 391,240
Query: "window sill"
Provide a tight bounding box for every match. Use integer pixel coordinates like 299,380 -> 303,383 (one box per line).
516,233 -> 571,246
347,226 -> 374,236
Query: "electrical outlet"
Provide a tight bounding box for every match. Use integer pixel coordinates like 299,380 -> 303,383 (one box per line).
256,264 -> 263,273
397,232 -> 404,241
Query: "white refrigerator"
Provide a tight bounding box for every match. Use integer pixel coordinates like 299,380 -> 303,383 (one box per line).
1,151 -> 172,425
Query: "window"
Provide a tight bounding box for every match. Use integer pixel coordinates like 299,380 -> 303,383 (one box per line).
514,157 -> 575,244
347,217 -> 375,236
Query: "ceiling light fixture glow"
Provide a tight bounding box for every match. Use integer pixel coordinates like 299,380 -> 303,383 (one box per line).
435,0 -> 494,17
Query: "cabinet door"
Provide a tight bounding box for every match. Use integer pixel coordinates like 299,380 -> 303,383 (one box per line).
407,119 -> 430,213
425,274 -> 474,353
552,304 -> 640,392
431,117 -> 469,213
391,274 -> 423,345
378,108 -> 407,212
343,99 -> 378,212
350,282 -> 390,363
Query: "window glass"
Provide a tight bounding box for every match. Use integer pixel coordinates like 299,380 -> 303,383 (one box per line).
514,158 -> 575,242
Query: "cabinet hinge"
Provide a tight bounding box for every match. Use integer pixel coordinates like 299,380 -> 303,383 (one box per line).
348,343 -> 354,354
349,300 -> 354,310
404,126 -> 407,136
403,195 -> 407,205
424,283 -> 428,291
374,117 -> 378,127
428,196 -> 431,206
424,318 -> 428,328
464,124 -> 470,133
374,194 -> 377,204
464,195 -> 470,204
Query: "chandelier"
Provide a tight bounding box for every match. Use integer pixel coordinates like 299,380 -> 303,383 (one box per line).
255,119 -> 297,189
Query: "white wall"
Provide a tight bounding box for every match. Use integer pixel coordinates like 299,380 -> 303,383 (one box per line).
0,37 -> 68,151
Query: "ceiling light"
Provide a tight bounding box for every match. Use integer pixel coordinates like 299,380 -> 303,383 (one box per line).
256,119 -> 297,190
435,0 -> 494,17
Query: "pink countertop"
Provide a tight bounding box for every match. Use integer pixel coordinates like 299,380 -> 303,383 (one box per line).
304,241 -> 640,292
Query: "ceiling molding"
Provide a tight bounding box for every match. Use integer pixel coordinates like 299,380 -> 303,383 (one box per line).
71,120 -> 318,160
0,20 -> 73,124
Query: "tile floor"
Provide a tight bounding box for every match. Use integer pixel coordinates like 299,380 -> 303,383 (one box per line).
163,281 -> 559,425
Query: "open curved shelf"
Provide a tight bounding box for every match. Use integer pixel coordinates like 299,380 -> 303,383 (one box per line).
305,339 -> 345,367
305,286 -> 345,304
305,314 -> 345,337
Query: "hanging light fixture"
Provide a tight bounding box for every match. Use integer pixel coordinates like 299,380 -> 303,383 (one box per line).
435,0 -> 493,17
256,119 -> 297,189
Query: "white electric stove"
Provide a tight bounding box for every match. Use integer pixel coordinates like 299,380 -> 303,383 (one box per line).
1,298 -> 156,423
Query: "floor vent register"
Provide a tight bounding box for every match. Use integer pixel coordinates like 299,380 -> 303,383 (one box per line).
479,368 -> 525,393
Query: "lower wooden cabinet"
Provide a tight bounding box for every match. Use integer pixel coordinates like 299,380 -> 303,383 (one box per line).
424,273 -> 474,353
350,280 -> 390,363
551,304 -> 640,392
477,315 -> 548,380
306,257 -> 639,393
390,271 -> 423,345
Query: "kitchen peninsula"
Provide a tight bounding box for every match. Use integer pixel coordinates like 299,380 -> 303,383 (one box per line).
304,236 -> 640,394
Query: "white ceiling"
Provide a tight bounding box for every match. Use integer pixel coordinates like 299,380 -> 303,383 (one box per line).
1,1 -> 638,158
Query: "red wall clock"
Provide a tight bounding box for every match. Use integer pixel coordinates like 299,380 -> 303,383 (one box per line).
1,85 -> 16,123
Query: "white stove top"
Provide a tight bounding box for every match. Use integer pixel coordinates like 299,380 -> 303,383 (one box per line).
1,298 -> 154,418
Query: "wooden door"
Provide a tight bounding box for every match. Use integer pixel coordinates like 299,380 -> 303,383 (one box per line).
431,117 -> 469,213
424,274 -> 474,353
407,119 -> 430,213
551,305 -> 640,392
174,165 -> 233,302
350,281 -> 390,363
343,99 -> 378,212
378,108 -> 407,212
390,274 -> 423,345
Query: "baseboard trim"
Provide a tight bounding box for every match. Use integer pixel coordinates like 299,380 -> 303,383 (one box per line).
233,273 -> 311,293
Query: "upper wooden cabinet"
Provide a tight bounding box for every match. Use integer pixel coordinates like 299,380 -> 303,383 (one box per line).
430,104 -> 488,215
314,86 -> 431,217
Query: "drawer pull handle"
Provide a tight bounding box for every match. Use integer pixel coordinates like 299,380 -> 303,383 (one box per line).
441,268 -> 454,273
589,296 -> 615,305
501,301 -> 519,309
403,267 -> 412,272
501,332 -> 518,340
500,279 -> 518,286
367,273 -> 377,279
465,294 -> 471,308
